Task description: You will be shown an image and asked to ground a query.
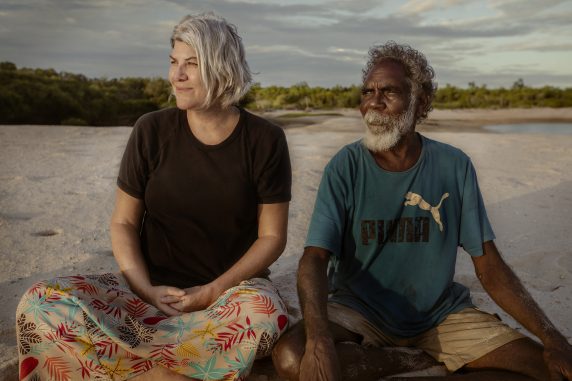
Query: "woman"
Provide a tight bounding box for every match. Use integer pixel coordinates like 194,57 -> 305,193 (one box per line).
17,12 -> 291,381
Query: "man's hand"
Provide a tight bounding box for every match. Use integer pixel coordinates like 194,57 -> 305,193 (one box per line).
300,337 -> 340,381
296,247 -> 339,380
140,286 -> 186,317
543,338 -> 572,381
163,283 -> 219,313
473,241 -> 572,380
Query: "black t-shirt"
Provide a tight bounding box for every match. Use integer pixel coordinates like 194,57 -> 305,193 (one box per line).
117,106 -> 292,288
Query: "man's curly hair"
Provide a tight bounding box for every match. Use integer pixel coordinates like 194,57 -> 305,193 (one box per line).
362,41 -> 437,124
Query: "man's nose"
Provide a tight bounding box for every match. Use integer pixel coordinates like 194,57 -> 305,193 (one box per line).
366,93 -> 386,109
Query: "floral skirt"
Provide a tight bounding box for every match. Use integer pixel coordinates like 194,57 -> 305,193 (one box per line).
16,273 -> 289,381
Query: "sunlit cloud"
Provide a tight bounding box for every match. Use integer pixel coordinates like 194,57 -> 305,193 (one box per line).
0,0 -> 570,87
401,0 -> 436,14
327,47 -> 366,55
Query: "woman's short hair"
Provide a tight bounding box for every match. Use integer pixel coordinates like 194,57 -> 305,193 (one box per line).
171,12 -> 254,109
363,41 -> 438,124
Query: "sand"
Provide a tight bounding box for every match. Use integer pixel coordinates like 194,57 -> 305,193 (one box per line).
1,107 -> 571,380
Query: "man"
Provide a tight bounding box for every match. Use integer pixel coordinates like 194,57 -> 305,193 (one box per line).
272,41 -> 572,381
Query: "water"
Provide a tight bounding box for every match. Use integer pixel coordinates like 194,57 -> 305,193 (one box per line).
484,123 -> 572,135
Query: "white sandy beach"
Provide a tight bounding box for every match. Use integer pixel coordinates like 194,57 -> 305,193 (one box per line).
1,108 -> 571,380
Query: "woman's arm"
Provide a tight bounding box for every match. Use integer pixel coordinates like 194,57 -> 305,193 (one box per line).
165,201 -> 289,312
110,187 -> 186,316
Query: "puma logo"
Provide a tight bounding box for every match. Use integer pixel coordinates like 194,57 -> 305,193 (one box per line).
404,192 -> 449,231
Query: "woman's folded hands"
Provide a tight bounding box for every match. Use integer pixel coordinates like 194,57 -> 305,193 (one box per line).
161,283 -> 220,314
139,285 -> 187,316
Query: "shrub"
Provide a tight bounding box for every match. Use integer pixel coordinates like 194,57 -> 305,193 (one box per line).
61,117 -> 89,126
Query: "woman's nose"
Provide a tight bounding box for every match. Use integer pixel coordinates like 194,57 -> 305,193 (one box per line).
175,65 -> 188,81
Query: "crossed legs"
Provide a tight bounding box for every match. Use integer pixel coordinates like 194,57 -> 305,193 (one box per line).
272,319 -> 551,381
390,337 -> 550,381
132,365 -> 198,380
272,319 -> 440,380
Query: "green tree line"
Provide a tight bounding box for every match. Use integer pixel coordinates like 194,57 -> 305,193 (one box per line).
433,80 -> 572,109
0,62 -> 174,126
1,62 -> 571,126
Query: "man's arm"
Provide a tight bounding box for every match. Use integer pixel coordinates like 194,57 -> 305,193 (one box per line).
297,246 -> 341,381
473,240 -> 572,380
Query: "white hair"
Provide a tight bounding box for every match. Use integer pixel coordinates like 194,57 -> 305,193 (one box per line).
363,94 -> 417,152
363,41 -> 437,125
170,12 -> 254,109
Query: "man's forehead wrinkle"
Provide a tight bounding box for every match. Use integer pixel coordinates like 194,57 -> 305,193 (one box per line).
363,78 -> 403,90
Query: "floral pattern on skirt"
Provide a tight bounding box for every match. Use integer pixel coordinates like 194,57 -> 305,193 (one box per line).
16,273 -> 289,381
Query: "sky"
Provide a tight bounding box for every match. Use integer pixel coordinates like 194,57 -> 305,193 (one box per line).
1,0 -> 571,88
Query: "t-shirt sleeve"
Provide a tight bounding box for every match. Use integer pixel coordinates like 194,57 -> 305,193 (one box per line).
305,167 -> 347,256
117,122 -> 150,200
256,128 -> 292,204
459,160 -> 496,257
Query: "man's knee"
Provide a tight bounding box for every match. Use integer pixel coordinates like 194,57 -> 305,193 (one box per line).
272,322 -> 306,381
463,337 -> 550,381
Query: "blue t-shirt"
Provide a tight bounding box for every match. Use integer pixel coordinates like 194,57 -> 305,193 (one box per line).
305,135 -> 495,339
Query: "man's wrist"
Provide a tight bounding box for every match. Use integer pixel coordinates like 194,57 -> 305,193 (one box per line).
305,321 -> 334,343
305,333 -> 335,354
542,330 -> 569,348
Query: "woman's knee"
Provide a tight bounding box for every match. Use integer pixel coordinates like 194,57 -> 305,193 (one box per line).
22,278 -> 51,298
272,321 -> 306,381
20,276 -> 78,307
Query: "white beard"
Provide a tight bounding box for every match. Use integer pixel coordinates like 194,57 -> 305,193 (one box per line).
363,96 -> 416,153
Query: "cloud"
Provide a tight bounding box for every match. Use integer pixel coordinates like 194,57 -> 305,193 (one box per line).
489,0 -> 567,18
1,0 -> 570,87
400,0 -> 478,14
401,0 -> 437,14
328,47 -> 367,56
495,41 -> 572,52
441,0 -> 476,7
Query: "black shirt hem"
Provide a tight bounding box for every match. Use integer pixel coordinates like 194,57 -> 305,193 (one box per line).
257,194 -> 292,204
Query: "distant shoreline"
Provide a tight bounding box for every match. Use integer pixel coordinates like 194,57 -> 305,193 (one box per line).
2,107 -> 571,133
257,107 -> 572,133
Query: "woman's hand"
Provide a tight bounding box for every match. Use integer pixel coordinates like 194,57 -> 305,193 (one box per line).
140,286 -> 187,317
162,283 -> 220,314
